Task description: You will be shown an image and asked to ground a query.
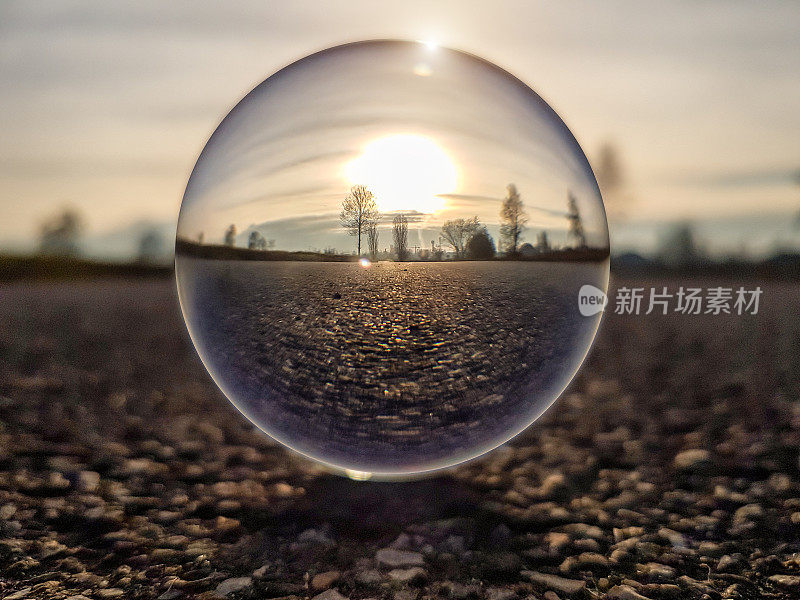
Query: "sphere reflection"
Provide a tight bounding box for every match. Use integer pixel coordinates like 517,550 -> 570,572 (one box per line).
176,41 -> 609,476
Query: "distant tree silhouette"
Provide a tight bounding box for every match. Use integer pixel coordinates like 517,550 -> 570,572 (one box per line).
566,192 -> 587,248
392,214 -> 409,261
536,230 -> 550,252
659,222 -> 702,267
137,227 -> 164,263
340,185 -> 380,256
466,226 -> 496,259
594,142 -> 629,219
224,224 -> 237,247
367,222 -> 379,259
441,217 -> 480,258
198,232 -> 205,245
248,230 -> 267,250
499,183 -> 527,255
39,208 -> 82,256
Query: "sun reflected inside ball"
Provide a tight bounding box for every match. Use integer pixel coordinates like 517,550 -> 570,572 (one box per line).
345,134 -> 457,214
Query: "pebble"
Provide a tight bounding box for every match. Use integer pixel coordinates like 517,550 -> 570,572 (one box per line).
311,570 -> 341,590
673,449 -> 711,470
355,570 -> 383,586
214,577 -> 252,597
376,548 -> 425,569
522,571 -> 586,596
388,567 -> 427,584
605,585 -> 652,600
313,590 -> 348,600
768,574 -> 800,589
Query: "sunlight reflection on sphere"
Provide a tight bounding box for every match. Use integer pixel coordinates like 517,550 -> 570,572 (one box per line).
175,41 -> 609,477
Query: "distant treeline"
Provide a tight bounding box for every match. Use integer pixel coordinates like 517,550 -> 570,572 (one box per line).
4,249 -> 800,281
175,239 -> 357,262
176,238 -> 609,263
0,254 -> 172,282
612,251 -> 800,279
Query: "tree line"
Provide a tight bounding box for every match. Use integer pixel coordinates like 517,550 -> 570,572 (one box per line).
339,182 -> 580,260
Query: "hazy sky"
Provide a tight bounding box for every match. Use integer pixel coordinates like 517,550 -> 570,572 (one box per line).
1,1 -> 798,252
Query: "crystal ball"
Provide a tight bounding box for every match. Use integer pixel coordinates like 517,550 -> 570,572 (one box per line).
176,40 -> 609,476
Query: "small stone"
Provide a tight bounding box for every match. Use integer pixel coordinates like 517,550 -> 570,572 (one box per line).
298,528 -> 334,545
376,548 -> 424,569
215,577 -> 252,597
77,471 -> 101,492
393,590 -> 417,600
560,552 -> 609,573
716,554 -> 744,572
673,449 -> 710,470
636,562 -> 676,582
768,574 -> 800,590
158,591 -> 183,600
606,585 -> 652,600
95,590 -> 125,599
388,567 -> 427,585
5,590 -> 32,600
312,571 -> 341,591
733,503 -> 764,522
485,587 -> 516,600
355,570 -> 383,586
313,590 -> 348,600
522,571 -> 586,596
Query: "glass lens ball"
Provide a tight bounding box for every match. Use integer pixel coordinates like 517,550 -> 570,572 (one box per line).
176,40 -> 609,476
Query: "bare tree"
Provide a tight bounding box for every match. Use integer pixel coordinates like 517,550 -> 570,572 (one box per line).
224,224 -> 237,247
499,183 -> 527,255
248,230 -> 267,250
367,222 -> 379,259
392,214 -> 408,261
566,192 -> 587,248
440,217 -> 480,258
39,208 -> 83,256
340,185 -> 380,256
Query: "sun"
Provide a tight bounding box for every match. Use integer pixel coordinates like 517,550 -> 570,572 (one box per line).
345,134 -> 457,213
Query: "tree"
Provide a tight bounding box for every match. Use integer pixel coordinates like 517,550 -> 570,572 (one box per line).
224,224 -> 237,247
367,222 -> 379,259
465,226 -> 495,259
392,214 -> 408,261
248,230 -> 267,250
440,217 -> 480,258
137,228 -> 164,263
499,184 -> 527,255
566,192 -> 586,248
340,185 -> 379,256
535,230 -> 550,252
658,222 -> 702,267
594,142 -> 627,218
39,208 -> 83,256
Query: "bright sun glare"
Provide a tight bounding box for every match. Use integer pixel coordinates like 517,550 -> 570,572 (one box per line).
345,134 -> 457,214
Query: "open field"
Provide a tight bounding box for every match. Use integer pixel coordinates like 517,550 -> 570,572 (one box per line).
1,275 -> 800,599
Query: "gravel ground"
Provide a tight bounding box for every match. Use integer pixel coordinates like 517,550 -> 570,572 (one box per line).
1,276 -> 800,599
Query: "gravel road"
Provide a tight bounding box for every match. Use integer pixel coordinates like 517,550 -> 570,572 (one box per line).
1,275 -> 799,599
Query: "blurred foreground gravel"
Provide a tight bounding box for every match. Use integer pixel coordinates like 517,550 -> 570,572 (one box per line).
1,276 -> 800,600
